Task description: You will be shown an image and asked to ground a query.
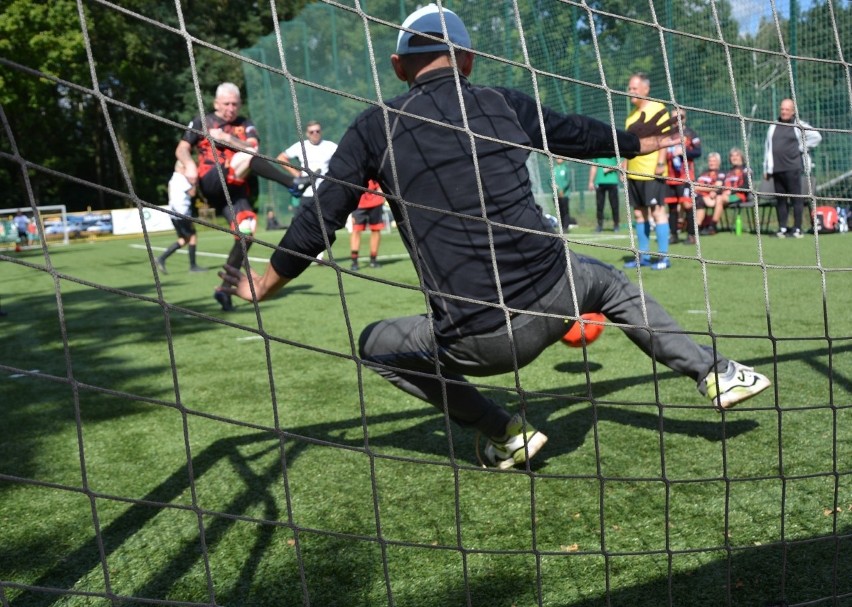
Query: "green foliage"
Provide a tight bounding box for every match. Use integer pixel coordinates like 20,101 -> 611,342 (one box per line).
1,222 -> 851,605
1,0 -> 850,213
0,0 -> 309,211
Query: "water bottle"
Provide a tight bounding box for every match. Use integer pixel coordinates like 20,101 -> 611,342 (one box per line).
735,214 -> 743,236
838,207 -> 849,233
670,147 -> 682,173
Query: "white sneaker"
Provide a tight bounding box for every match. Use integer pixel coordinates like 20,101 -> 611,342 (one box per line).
699,361 -> 771,410
776,228 -> 788,239
482,414 -> 548,469
792,228 -> 804,239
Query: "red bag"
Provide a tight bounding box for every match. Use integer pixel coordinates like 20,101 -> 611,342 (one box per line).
813,206 -> 839,233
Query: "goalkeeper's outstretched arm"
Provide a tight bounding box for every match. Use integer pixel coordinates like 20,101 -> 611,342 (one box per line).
219,263 -> 291,303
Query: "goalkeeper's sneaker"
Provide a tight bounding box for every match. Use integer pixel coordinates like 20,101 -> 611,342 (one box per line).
482,414 -> 548,469
699,361 -> 771,410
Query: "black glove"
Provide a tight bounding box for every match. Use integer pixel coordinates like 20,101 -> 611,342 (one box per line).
627,108 -> 680,139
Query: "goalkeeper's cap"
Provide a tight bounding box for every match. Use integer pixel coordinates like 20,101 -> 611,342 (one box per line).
396,4 -> 471,55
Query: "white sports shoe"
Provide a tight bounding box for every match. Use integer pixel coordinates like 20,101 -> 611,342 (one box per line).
482,414 -> 548,469
699,361 -> 771,410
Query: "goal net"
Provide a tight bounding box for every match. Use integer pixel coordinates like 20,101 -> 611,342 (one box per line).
242,0 -> 852,217
0,204 -> 70,247
1,1 -> 851,606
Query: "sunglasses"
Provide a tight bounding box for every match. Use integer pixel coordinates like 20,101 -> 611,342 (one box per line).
307,128 -> 321,134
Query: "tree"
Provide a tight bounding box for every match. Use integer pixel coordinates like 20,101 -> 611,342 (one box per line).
0,0 -> 308,211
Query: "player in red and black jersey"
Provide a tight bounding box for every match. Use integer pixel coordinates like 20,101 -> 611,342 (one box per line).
693,152 -> 725,235
662,115 -> 701,244
176,82 -> 307,311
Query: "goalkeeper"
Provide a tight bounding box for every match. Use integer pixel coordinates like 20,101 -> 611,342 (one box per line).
221,5 -> 770,469
175,82 -> 308,311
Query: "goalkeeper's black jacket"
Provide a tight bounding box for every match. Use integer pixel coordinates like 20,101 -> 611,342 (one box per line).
271,67 -> 643,340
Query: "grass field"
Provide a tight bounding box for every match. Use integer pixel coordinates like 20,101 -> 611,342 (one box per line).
1,219 -> 851,607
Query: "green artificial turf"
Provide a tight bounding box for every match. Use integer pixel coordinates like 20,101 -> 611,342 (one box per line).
1,221 -> 850,606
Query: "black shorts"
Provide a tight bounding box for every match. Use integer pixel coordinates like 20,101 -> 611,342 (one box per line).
627,178 -> 665,209
199,169 -> 252,220
351,206 -> 385,231
663,182 -> 692,205
172,217 -> 196,239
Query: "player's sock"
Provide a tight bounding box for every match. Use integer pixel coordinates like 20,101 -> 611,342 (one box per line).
351,251 -> 359,262
656,222 -> 670,255
636,221 -> 651,262
684,210 -> 695,238
668,207 -> 679,236
162,242 -> 181,260
222,241 -> 253,288
248,156 -> 294,187
188,244 -> 197,267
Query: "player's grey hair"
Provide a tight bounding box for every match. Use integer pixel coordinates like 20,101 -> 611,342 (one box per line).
707,152 -> 721,162
630,72 -> 651,88
216,82 -> 241,100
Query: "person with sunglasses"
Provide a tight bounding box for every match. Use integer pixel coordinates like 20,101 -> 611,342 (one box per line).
277,121 -> 338,219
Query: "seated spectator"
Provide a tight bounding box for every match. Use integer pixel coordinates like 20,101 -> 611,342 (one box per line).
693,152 -> 725,238
712,147 -> 748,231
662,112 -> 701,244
266,209 -> 283,230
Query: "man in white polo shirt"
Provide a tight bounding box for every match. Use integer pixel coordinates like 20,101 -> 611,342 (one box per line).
277,120 -> 338,217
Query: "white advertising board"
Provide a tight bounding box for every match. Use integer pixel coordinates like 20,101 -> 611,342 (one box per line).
111,206 -> 173,236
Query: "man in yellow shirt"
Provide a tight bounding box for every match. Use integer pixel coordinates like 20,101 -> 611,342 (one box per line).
624,73 -> 671,270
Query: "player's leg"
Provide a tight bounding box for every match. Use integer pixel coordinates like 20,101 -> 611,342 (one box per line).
369,230 -> 381,268
557,195 -> 572,229
573,252 -> 769,408
649,180 -> 670,261
607,184 -> 620,231
595,187 -> 605,232
349,218 -> 363,271
157,219 -> 191,274
186,233 -> 205,271
787,172 -> 805,236
358,314 -> 515,438
664,184 -> 680,244
230,151 -> 309,196
367,206 -> 384,267
625,180 -> 652,268
223,200 -> 256,270
358,278 -> 571,466
682,196 -> 696,244
215,196 -> 256,311
773,172 -> 793,236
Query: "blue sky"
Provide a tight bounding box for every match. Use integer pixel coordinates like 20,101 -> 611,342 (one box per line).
732,0 -> 817,35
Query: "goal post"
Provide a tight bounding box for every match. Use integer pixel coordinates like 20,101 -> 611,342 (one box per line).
0,204 -> 70,247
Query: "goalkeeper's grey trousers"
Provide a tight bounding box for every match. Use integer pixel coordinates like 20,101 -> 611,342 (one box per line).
358,252 -> 728,439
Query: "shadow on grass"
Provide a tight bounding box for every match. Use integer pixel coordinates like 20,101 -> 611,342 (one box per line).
4,274 -> 851,606
7,425 -> 850,605
0,274 -> 332,482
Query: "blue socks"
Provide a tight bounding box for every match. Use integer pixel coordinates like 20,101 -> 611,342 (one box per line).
656,222 -> 670,255
637,221 -> 652,262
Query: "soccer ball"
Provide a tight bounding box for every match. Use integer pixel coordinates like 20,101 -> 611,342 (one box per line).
562,312 -> 606,348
